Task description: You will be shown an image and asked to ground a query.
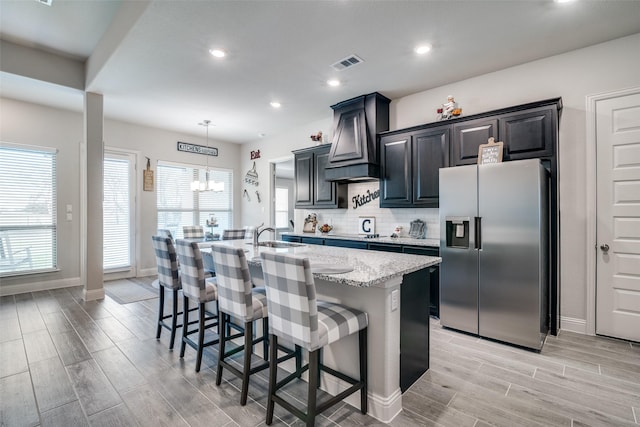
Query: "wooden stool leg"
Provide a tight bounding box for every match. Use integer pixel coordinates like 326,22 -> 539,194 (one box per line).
216,313 -> 227,385
195,302 -> 205,372
266,334 -> 278,425
169,289 -> 179,350
156,284 -> 165,339
262,317 -> 269,361
240,320 -> 253,405
307,349 -> 319,427
360,327 -> 368,414
180,295 -> 189,357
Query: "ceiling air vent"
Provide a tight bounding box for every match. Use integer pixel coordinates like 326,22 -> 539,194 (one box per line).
35,0 -> 53,5
331,54 -> 364,71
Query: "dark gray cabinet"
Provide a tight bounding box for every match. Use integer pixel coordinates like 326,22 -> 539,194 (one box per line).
403,246 -> 439,318
452,117 -> 498,166
380,126 -> 450,208
293,145 -> 347,209
498,106 -> 555,160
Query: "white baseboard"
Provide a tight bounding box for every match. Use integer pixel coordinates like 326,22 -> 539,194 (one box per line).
83,287 -> 105,301
138,267 -> 157,277
560,316 -> 588,335
0,276 -> 82,296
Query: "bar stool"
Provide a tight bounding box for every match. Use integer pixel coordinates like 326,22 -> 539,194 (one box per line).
152,235 -> 194,350
175,239 -> 220,372
222,229 -> 247,240
260,252 -> 368,427
183,225 -> 205,240
210,244 -> 270,405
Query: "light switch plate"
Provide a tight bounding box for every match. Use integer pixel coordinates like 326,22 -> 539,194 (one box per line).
66,204 -> 72,213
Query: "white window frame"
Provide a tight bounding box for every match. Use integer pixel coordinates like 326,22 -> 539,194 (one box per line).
0,142 -> 58,277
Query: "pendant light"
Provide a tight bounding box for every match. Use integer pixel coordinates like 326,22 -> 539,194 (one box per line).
191,120 -> 225,192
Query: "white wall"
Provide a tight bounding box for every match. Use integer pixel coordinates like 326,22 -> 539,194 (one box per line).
0,97 -> 242,289
242,33 -> 640,326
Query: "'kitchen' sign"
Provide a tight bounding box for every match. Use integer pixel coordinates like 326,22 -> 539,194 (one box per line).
177,141 -> 218,157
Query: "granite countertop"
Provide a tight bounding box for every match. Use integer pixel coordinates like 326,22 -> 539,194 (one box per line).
201,240 -> 441,289
281,232 -> 440,248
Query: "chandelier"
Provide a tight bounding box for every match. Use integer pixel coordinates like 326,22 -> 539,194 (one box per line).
191,120 -> 224,192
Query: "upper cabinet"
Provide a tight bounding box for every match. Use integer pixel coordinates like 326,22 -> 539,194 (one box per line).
324,92 -> 390,181
379,98 -> 562,208
380,126 -> 450,208
293,145 -> 347,209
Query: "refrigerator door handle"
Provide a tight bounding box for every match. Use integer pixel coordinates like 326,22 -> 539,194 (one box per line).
475,217 -> 482,250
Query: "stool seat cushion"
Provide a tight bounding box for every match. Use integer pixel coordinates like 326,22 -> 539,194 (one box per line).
317,301 -> 368,349
249,287 -> 268,322
202,277 -> 218,302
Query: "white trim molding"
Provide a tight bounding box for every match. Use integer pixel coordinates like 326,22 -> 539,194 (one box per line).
560,316 -> 588,335
0,276 -> 82,296
83,287 -> 105,302
585,86 -> 640,337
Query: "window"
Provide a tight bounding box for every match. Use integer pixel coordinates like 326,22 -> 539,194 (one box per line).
0,143 -> 57,276
104,151 -> 135,270
275,187 -> 289,228
156,161 -> 232,239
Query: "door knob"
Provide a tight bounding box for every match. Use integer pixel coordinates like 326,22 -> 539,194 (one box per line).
600,244 -> 610,252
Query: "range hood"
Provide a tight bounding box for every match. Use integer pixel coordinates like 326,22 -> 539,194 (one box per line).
324,92 -> 390,182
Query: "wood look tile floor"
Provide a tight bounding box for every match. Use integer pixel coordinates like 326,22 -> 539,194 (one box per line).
1,279 -> 639,427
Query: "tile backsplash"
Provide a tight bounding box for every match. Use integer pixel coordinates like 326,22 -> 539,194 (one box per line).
294,182 -> 440,239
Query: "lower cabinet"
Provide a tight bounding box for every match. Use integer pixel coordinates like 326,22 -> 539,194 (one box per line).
403,246 -> 440,318
324,239 -> 368,249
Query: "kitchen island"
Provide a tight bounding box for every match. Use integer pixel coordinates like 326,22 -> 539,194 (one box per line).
200,239 -> 441,423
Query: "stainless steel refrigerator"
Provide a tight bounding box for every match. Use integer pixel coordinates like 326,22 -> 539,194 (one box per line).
439,159 -> 549,350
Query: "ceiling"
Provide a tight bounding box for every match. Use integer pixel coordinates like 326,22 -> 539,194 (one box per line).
2,0 -> 640,144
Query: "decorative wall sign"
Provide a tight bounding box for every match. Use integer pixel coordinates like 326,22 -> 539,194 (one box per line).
177,141 -> 218,156
352,188 -> 380,209
244,161 -> 259,186
143,157 -> 154,191
250,150 -> 261,159
478,137 -> 504,164
358,217 -> 376,235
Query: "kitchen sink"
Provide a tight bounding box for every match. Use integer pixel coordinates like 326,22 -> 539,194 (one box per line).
250,240 -> 305,248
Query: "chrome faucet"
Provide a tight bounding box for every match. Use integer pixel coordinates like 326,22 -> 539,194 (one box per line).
254,223 -> 275,246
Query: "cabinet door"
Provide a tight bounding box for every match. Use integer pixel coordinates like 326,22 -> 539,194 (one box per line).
499,107 -> 555,160
452,118 -> 498,166
413,127 -> 450,207
380,134 -> 412,207
403,246 -> 440,317
300,236 -> 324,245
324,239 -> 368,249
368,242 -> 403,252
330,108 -> 368,165
313,147 -> 336,207
294,151 -> 313,207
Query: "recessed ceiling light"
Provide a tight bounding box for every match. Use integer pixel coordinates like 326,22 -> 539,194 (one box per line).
209,49 -> 226,58
270,101 -> 281,108
259,133 -> 266,138
555,0 -> 576,3
415,45 -> 432,55
327,79 -> 341,87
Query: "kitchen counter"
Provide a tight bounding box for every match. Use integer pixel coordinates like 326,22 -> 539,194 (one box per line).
200,239 -> 441,423
281,231 -> 440,248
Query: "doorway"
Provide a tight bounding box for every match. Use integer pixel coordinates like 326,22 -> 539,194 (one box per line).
587,88 -> 640,342
270,157 -> 294,239
103,148 -> 137,279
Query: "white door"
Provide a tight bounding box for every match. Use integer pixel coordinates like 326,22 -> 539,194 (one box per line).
596,91 -> 640,342
103,149 -> 137,278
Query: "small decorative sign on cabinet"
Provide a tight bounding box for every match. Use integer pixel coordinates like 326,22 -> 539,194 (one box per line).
358,217 -> 376,235
478,137 -> 504,164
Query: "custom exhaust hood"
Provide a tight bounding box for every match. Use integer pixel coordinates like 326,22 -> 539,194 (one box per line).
324,92 -> 390,182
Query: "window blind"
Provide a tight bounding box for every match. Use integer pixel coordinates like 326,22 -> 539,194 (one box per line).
0,144 -> 57,275
103,156 -> 131,269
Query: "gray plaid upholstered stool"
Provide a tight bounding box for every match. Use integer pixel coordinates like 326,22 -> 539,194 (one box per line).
175,239 -> 221,372
222,229 -> 247,240
183,225 -> 205,240
152,235 -> 195,350
157,229 -> 175,242
210,244 -> 270,405
260,252 -> 368,427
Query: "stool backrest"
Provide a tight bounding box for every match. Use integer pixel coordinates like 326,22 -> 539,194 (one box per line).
175,239 -> 206,300
157,229 -> 175,243
183,225 -> 204,240
210,244 -> 254,321
222,229 -> 247,240
260,252 -> 318,350
152,236 -> 181,290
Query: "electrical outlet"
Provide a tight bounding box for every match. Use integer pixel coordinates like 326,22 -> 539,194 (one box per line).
391,289 -> 399,311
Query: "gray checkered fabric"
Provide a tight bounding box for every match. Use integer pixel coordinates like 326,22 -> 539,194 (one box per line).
210,244 -> 268,322
183,226 -> 204,240
260,252 -> 368,352
151,236 -> 181,290
157,229 -> 174,242
175,239 -> 217,303
222,229 -> 247,240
